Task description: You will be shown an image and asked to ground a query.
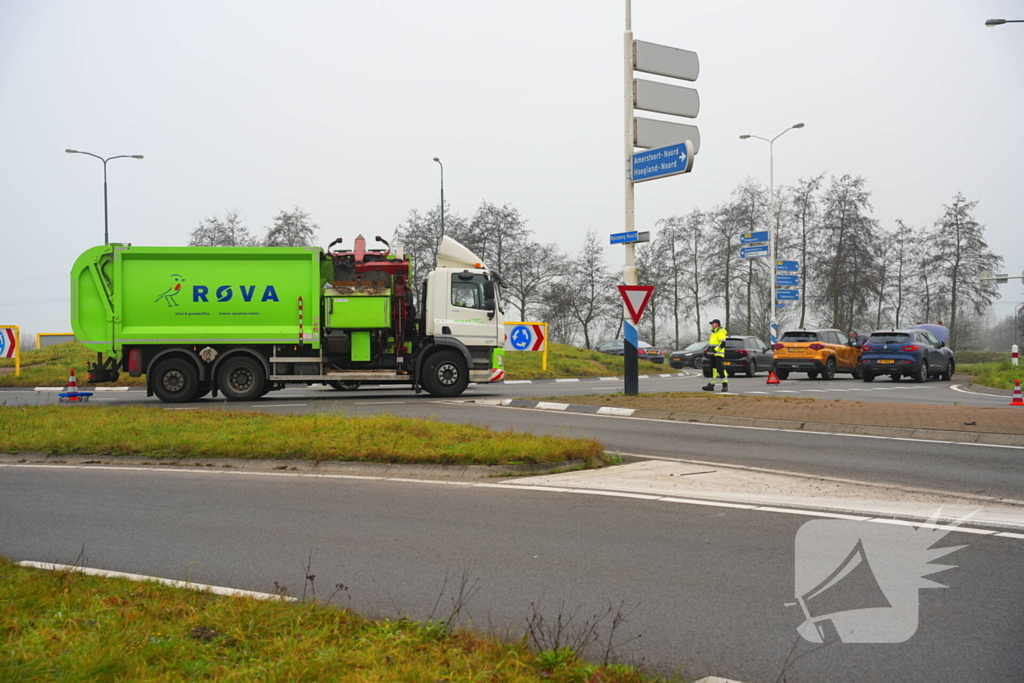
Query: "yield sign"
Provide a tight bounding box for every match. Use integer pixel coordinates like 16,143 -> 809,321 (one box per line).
618,285 -> 654,325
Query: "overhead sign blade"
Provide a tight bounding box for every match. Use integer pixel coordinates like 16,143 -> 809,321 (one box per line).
634,118 -> 701,154
632,141 -> 694,183
633,40 -> 699,82
634,79 -> 699,119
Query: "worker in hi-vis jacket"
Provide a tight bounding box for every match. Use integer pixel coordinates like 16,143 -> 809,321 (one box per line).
702,319 -> 729,392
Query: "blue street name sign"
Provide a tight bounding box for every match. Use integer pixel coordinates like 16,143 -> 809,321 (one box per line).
776,260 -> 799,272
740,245 -> 769,258
740,231 -> 769,244
631,140 -> 695,183
776,289 -> 800,301
610,231 -> 651,245
775,274 -> 799,286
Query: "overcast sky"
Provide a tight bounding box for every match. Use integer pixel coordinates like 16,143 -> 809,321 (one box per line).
2,0 -> 1022,338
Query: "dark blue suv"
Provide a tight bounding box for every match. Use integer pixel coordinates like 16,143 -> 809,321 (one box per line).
859,325 -> 955,382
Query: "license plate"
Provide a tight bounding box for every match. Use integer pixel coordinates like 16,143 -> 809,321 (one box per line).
878,359 -> 895,364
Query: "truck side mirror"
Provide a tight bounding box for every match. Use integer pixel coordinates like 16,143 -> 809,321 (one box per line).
484,281 -> 496,299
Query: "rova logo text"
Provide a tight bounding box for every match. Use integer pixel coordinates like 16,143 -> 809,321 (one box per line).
192,285 -> 280,303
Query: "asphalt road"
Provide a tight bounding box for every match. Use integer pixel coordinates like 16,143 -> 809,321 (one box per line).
2,465 -> 1021,683
0,367 -> 1009,407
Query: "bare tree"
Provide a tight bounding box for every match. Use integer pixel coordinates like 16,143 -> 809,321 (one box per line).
188,210 -> 259,246
468,201 -> 529,279
784,174 -> 824,328
889,220 -> 917,328
562,230 -> 616,349
504,241 -> 563,321
926,193 -> 1002,349
392,203 -> 470,292
263,206 -> 320,247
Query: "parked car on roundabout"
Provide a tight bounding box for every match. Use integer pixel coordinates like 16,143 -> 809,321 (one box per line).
669,341 -> 707,369
594,339 -> 666,364
771,328 -> 861,380
858,326 -> 955,382
701,335 -> 774,377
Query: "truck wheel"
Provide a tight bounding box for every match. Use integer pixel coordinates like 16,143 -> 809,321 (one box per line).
328,381 -> 361,391
151,358 -> 202,403
421,351 -> 469,398
217,356 -> 266,401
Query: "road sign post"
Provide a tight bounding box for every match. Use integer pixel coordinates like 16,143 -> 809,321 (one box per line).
622,2 -> 699,395
504,322 -> 548,371
0,325 -> 20,376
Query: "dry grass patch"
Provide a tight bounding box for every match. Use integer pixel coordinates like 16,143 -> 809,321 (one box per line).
538,391 -> 1024,435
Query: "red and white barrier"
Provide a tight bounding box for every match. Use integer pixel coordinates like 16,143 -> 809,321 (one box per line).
1013,344 -> 1019,367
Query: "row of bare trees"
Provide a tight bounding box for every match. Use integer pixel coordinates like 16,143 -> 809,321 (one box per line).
641,177 -> 1003,350
186,181 -> 1005,351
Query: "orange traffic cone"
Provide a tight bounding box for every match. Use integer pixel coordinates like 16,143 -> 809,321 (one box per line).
766,370 -> 780,385
65,368 -> 81,401
1011,379 -> 1024,406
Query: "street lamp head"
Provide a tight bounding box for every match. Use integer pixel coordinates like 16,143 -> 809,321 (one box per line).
792,123 -> 805,129
739,135 -> 751,140
986,19 -> 1007,26
432,157 -> 440,162
65,149 -> 78,154
130,155 -> 144,159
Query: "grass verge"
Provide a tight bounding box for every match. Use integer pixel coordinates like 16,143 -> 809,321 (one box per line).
0,342 -> 144,388
958,361 -> 1024,391
0,341 -> 676,386
0,558 -> 654,683
0,406 -> 606,466
505,343 -> 676,381
535,391 -> 1024,435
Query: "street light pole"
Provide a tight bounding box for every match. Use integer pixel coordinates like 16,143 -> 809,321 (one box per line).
986,19 -> 1024,26
432,157 -> 444,259
739,123 -> 804,345
1016,303 -> 1024,350
65,149 -> 144,245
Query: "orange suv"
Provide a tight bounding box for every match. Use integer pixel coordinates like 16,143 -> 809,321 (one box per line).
771,329 -> 861,380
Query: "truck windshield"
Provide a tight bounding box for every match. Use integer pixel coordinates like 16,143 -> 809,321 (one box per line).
451,273 -> 490,310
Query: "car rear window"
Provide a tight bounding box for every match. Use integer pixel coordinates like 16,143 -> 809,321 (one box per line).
868,333 -> 910,344
724,339 -> 747,348
781,332 -> 817,342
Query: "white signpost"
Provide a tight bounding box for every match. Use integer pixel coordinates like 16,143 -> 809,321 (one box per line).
620,1 -> 699,395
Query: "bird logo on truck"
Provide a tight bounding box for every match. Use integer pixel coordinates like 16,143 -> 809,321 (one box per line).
155,274 -> 186,307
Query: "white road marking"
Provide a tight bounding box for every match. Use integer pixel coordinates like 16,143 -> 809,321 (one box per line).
597,406 -> 634,416
554,378 -> 580,383
16,561 -> 295,601
5,463 -> 1020,538
504,380 -> 532,384
248,404 -> 308,409
599,377 -> 619,381
94,387 -> 131,392
950,384 -> 1011,400
535,402 -> 569,411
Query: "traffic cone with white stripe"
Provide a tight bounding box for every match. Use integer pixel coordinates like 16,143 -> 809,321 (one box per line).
1011,379 -> 1024,406
65,368 -> 81,401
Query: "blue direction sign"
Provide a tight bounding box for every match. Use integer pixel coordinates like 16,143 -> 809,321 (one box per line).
776,260 -> 799,272
776,289 -> 800,301
740,231 -> 769,244
775,274 -> 799,286
740,245 -> 769,259
775,303 -> 786,309
632,140 -> 694,183
610,231 -> 651,245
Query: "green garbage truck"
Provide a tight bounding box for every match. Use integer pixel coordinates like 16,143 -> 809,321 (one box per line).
70,235 -> 506,403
